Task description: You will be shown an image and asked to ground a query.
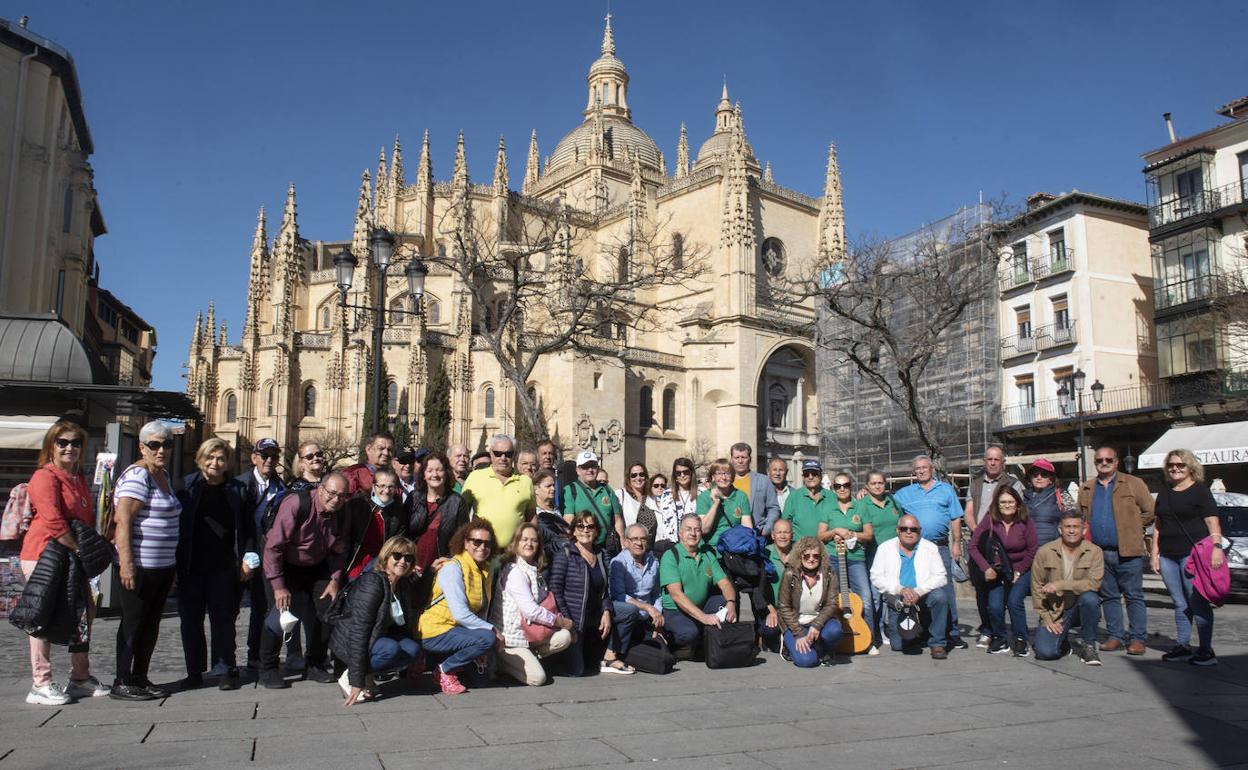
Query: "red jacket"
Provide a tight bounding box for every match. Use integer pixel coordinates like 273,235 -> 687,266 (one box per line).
343,464 -> 374,496
21,464 -> 94,562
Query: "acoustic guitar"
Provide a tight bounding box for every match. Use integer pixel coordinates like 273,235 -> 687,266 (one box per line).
834,540 -> 873,654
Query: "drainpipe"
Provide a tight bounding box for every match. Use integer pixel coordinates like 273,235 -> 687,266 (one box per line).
1,45 -> 39,292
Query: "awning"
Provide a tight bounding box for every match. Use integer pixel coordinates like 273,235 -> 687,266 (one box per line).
0,415 -> 58,450
1140,421 -> 1248,469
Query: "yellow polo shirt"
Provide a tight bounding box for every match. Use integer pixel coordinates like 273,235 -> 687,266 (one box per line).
460,467 -> 534,547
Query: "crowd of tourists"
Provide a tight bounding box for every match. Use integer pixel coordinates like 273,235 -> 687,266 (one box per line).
9,420 -> 1230,707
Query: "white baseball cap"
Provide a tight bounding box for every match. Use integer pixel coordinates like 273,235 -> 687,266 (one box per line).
575,450 -> 599,467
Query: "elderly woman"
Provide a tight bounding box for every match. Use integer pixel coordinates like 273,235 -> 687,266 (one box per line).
176,438 -> 255,691
342,468 -> 409,581
289,440 -> 327,491
1152,449 -> 1225,667
776,536 -> 844,667
534,470 -> 572,559
18,420 -> 109,705
112,420 -> 182,701
696,458 -> 753,548
970,486 -> 1038,657
417,520 -> 502,694
490,522 -> 575,686
408,452 -> 468,606
331,536 -> 422,706
550,511 -> 632,676
1023,458 -> 1074,548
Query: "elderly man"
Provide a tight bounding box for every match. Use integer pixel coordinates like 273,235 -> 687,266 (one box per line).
609,524 -> 664,658
516,449 -> 539,480
459,434 -> 534,548
728,443 -> 782,537
343,432 -> 395,496
1077,445 -> 1154,656
536,439 -> 563,508
893,455 -> 966,649
391,446 -> 426,502
869,514 -> 951,658
1032,511 -> 1104,665
236,438 -> 286,669
660,514 -> 738,653
259,471 -> 352,689
963,444 -> 1024,647
768,457 -> 794,511
448,444 -> 471,492
563,450 -> 626,552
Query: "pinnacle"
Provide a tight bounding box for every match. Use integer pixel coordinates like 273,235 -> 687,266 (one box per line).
601,12 -> 615,55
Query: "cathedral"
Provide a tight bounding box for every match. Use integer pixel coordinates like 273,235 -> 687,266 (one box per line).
185,16 -> 844,480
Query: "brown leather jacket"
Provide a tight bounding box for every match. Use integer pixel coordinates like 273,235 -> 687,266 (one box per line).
1076,472 -> 1155,558
1030,539 -> 1104,627
776,562 -> 840,634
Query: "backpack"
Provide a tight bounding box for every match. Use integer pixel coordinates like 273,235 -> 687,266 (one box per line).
260,488 -> 310,536
0,484 -> 32,541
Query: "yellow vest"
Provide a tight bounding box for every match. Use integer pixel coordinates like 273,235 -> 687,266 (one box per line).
418,551 -> 492,639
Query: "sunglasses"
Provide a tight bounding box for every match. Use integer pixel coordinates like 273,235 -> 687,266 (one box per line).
466,537 -> 492,548
390,553 -> 416,565
580,464 -> 599,471
54,438 -> 84,449
896,526 -> 920,533
1095,458 -> 1116,465
652,483 -> 667,489
492,450 -> 515,459
1165,462 -> 1186,470
144,440 -> 174,451
574,523 -> 597,531
257,452 -> 279,460
832,482 -> 851,490
630,472 -> 648,479
302,451 -> 325,460
802,470 -> 821,477
801,553 -> 822,561
674,469 -> 692,476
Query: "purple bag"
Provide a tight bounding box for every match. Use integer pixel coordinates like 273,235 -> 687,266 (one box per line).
1185,537 -> 1231,608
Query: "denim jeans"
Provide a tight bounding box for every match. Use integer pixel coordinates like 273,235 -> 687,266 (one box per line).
1099,551 -> 1147,643
1158,554 -> 1214,650
782,623 -> 844,667
610,601 -> 643,657
1033,591 -> 1099,660
936,544 -> 961,639
885,589 -> 949,650
981,569 -> 1031,642
369,634 -> 420,673
421,626 -> 496,674
662,595 -> 727,651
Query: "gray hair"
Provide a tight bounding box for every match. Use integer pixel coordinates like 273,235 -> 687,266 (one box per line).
679,513 -> 701,529
912,454 -> 933,468
138,420 -> 172,443
625,523 -> 648,539
490,434 -> 515,451
729,442 -> 752,457
984,444 -> 1006,458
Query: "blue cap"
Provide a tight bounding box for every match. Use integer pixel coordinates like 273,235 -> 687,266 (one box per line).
802,459 -> 823,473
253,438 -> 279,453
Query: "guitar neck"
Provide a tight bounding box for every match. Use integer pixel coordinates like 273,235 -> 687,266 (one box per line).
838,546 -> 850,603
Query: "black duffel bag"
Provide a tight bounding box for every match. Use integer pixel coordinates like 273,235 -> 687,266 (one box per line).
704,621 -> 756,669
625,637 -> 676,675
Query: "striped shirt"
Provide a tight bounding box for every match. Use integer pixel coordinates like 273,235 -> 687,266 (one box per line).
114,465 -> 181,568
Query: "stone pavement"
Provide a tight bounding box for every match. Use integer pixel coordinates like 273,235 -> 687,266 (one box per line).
0,595 -> 1246,770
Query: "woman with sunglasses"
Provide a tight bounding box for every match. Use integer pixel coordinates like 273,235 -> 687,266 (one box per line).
1022,458 -> 1074,550
969,486 -> 1037,656
776,536 -> 844,667
1152,449 -> 1224,666
821,472 -> 875,652
18,420 -> 110,705
289,441 -> 327,491
616,463 -> 655,531
648,458 -> 696,550
111,421 -> 182,700
490,522 -> 575,686
175,438 -> 255,691
331,536 -> 423,706
549,512 -> 633,676
417,520 -> 502,694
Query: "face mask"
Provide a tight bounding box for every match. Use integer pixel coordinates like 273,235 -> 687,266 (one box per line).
371,494 -> 389,507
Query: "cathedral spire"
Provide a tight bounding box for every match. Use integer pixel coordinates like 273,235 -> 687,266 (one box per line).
675,123 -> 690,179
415,129 -> 432,192
218,321 -> 228,347
189,309 -> 203,358
601,12 -> 615,55
714,81 -> 734,133
493,135 -> 509,197
816,142 -> 845,263
374,147 -> 389,212
271,183 -> 303,337
523,129 -> 540,195
452,130 -> 469,189
450,131 -> 472,252
352,170 -> 374,324
243,206 -> 268,337
591,97 -> 607,160
764,160 -> 773,184
720,105 -> 754,249
390,134 -> 405,193
204,301 -> 217,348
629,151 -> 645,223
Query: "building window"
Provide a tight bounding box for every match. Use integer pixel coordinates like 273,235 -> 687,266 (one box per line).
1051,294 -> 1070,329
265,384 -> 274,416
427,298 -> 440,325
62,187 -> 73,234
618,246 -> 630,282
55,270 -> 66,317
639,385 -> 654,430
593,372 -> 603,390
1015,306 -> 1032,338
122,323 -> 139,344
1048,229 -> 1066,266
99,303 -> 118,328
1015,375 -> 1036,406
1175,166 -> 1204,203
662,387 -> 676,431
387,380 -> 399,416
303,385 -> 317,418
224,393 -> 237,424
1239,151 -> 1248,196
761,237 -> 786,277
1011,242 -> 1028,279
390,297 -> 406,325
1052,366 -> 1074,399
484,386 -> 496,419
768,383 -> 789,429
1157,317 -> 1222,377
321,306 -> 331,329
672,233 -> 684,269
1153,230 -> 1218,308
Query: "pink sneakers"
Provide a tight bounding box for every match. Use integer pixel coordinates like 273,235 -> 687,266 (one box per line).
435,667 -> 466,695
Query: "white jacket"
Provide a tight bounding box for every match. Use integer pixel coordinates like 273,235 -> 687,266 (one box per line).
869,538 -> 947,597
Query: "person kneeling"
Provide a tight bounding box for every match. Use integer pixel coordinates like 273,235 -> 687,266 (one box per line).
659,514 -> 739,655
1031,511 -> 1104,665
490,523 -> 575,686
330,536 -> 422,706
777,537 -> 844,667
869,515 -> 951,659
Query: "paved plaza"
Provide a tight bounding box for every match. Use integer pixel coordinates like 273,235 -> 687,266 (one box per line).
0,594 -> 1245,769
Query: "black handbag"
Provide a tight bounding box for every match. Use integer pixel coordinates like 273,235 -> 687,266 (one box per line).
625,637 -> 676,674
703,621 -> 756,669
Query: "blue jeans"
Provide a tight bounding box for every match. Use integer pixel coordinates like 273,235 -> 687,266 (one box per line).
663,595 -> 727,651
421,626 -> 495,675
782,623 -> 843,667
1099,551 -> 1147,643
885,588 -> 950,650
937,544 -> 961,639
610,601 -> 644,656
981,570 -> 1031,642
1158,554 -> 1214,650
1033,591 -> 1099,660
369,634 -> 420,674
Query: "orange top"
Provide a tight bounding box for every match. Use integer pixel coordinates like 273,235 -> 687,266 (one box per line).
20,463 -> 95,562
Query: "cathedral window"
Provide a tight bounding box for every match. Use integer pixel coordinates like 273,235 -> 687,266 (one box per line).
768,383 -> 789,429
427,298 -> 440,325
484,386 -> 496,419
224,393 -> 237,424
618,246 -> 630,282
662,387 -> 677,431
303,385 -> 317,418
264,384 -> 274,416
639,386 -> 654,431
671,233 -> 684,270
321,306 -> 331,329
387,380 -> 399,416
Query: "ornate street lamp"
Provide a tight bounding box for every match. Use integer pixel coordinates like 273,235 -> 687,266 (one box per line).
1060,368 -> 1105,484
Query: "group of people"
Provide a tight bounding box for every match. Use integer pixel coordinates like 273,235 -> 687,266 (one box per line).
14,421 -> 1229,708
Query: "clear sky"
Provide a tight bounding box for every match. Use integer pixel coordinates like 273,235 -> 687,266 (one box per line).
4,0 -> 1245,391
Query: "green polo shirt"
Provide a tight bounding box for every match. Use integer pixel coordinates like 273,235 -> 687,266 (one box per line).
660,542 -> 727,611
562,480 -> 621,548
856,494 -> 901,547
782,488 -> 834,550
765,543 -> 790,600
827,499 -> 867,561
695,488 -> 750,548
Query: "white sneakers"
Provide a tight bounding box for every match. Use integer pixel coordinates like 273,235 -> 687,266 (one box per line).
66,676 -> 110,699
25,683 -> 71,706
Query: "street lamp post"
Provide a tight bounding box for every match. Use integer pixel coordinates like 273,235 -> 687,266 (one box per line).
1058,368 -> 1105,484
333,227 -> 428,435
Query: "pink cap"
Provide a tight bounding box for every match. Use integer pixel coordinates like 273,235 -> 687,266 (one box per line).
1029,458 -> 1057,474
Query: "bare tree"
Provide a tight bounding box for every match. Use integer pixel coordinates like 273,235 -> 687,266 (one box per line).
684,437 -> 718,476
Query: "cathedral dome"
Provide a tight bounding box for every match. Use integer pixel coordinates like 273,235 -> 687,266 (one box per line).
693,131 -> 757,172
548,116 -> 663,173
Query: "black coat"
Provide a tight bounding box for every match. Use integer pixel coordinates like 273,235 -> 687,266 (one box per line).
407,490 -> 468,564
9,522 -> 109,646
548,541 -> 611,630
341,496 -> 409,572
176,472 -> 254,577
329,569 -> 418,688
233,470 -> 286,535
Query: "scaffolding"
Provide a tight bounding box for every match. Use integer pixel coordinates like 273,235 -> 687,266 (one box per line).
816,203 -> 999,481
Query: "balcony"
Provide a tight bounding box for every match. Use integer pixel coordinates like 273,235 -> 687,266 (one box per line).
1000,381 -> 1170,428
1000,332 -> 1037,359
1149,180 -> 1248,230
1154,272 -> 1225,311
1032,251 -> 1075,281
998,267 -> 1033,293
1035,320 -> 1077,351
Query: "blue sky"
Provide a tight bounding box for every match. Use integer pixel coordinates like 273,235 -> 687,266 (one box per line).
5,0 -> 1245,390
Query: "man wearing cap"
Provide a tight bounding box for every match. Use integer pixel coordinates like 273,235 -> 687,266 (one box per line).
448,444 -> 471,493
563,450 -> 626,552
236,438 -> 286,669
893,454 -> 966,650
392,447 -> 428,503
869,514 -> 951,658
781,459 -> 835,548
962,444 -> 1024,647
343,432 -> 396,496
459,434 -> 534,548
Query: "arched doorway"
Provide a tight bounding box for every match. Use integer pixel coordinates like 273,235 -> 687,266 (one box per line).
756,344 -> 818,469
